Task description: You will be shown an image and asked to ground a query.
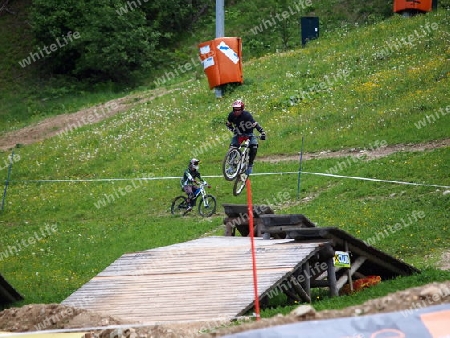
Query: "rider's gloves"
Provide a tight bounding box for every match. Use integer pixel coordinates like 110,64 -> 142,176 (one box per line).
260,132 -> 266,140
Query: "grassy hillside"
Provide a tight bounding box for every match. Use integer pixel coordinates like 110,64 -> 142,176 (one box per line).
1,0 -> 436,133
0,0 -> 138,132
0,7 -> 449,317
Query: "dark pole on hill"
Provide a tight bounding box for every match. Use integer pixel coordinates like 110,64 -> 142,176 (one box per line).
1,149 -> 13,212
215,0 -> 224,98
297,136 -> 304,200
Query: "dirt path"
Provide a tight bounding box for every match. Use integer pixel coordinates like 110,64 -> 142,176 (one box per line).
1,91 -> 449,159
0,88 -> 179,152
260,138 -> 450,163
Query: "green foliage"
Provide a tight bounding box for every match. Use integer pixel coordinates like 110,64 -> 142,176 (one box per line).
19,0 -> 398,83
29,0 -> 158,81
27,0 -> 214,82
0,0 -> 421,130
261,268 -> 450,317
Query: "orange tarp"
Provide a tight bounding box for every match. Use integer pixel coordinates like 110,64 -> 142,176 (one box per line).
341,276 -> 382,295
198,37 -> 243,89
394,0 -> 433,13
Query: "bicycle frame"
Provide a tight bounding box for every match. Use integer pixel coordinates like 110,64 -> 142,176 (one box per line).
231,135 -> 261,196
193,183 -> 210,206
171,181 -> 216,217
222,134 -> 260,184
237,138 -> 251,175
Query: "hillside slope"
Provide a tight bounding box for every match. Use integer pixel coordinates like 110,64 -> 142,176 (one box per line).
0,9 -> 448,313
3,0 -> 444,131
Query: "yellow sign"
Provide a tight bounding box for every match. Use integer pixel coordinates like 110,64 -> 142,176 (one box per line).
334,251 -> 351,268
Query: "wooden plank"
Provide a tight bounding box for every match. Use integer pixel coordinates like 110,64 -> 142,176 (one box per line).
62,227 -> 421,324
62,236 -> 325,324
336,256 -> 367,290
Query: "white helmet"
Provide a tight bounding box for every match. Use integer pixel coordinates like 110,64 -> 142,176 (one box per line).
190,158 -> 200,170
232,99 -> 245,110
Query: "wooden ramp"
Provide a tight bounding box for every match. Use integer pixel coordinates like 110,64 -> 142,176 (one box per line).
0,273 -> 23,307
62,236 -> 328,324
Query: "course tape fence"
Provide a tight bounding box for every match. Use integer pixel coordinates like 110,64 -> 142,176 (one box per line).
5,171 -> 450,189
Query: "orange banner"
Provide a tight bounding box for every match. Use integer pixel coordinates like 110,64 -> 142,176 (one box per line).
420,310 -> 450,337
394,0 -> 433,13
198,37 -> 243,89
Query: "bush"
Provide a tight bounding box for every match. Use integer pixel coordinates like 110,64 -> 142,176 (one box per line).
28,0 -> 211,82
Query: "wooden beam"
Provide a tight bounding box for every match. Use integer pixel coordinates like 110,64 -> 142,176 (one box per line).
345,242 -> 353,292
336,256 -> 367,290
313,266 -> 342,281
302,261 -> 311,297
283,288 -> 302,302
326,257 -> 339,297
332,237 -> 412,276
291,278 -> 311,303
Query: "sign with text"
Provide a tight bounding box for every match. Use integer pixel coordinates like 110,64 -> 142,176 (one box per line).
334,251 -> 351,268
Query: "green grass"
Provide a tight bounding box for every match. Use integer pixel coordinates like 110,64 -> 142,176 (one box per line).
0,10 -> 449,318
262,268 -> 450,317
3,0 -> 446,133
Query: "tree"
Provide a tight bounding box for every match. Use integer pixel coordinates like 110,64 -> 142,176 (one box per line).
29,0 -> 211,82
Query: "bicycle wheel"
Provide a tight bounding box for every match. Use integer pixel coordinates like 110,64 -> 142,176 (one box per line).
198,194 -> 217,217
233,174 -> 248,196
222,148 -> 241,181
171,196 -> 188,216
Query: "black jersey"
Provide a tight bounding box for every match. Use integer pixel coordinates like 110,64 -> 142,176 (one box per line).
227,110 -> 263,135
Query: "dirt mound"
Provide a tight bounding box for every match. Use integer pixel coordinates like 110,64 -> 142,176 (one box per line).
205,281 -> 450,337
1,281 -> 449,337
0,303 -> 124,332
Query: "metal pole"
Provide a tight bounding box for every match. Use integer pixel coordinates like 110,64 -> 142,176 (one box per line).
215,0 -> 224,98
246,179 -> 260,320
297,136 -> 304,199
1,150 -> 14,212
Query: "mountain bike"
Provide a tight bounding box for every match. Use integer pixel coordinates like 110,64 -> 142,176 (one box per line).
170,181 -> 217,217
222,136 -> 258,196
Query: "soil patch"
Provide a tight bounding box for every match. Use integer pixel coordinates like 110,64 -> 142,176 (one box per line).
1,281 -> 449,337
260,138 -> 450,163
0,88 -> 178,152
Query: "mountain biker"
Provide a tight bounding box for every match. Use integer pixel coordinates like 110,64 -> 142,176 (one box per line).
226,99 -> 266,175
181,158 -> 205,211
